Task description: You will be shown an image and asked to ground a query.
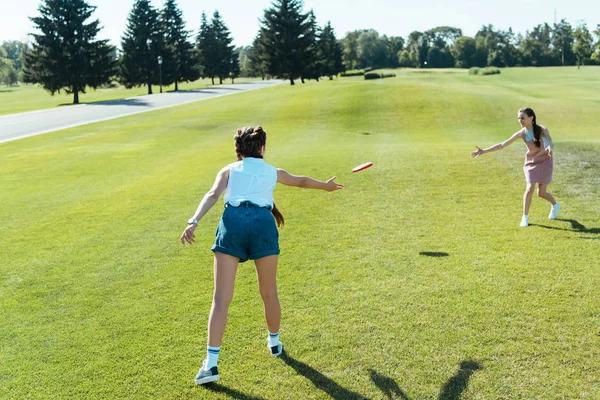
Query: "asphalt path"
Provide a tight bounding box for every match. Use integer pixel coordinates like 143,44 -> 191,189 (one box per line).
0,80 -> 283,144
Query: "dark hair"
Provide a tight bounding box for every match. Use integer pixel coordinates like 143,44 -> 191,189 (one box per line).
519,107 -> 542,148
233,126 -> 284,228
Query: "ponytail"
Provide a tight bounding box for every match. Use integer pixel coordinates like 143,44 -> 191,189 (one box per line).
271,202 -> 284,228
519,107 -> 542,148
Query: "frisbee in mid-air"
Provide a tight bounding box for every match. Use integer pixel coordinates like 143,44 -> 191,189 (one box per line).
352,162 -> 373,172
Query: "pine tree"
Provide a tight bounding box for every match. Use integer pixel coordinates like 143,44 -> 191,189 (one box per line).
230,48 -> 241,83
211,11 -> 234,85
300,10 -> 321,83
259,0 -> 311,85
197,12 -> 218,84
249,33 -> 268,79
23,0 -> 117,104
320,22 -> 344,80
120,0 -> 162,94
161,0 -> 199,91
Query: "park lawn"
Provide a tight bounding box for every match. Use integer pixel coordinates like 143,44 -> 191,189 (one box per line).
0,67 -> 599,399
0,77 -> 258,116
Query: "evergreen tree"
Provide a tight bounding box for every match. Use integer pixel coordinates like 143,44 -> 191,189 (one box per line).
120,0 -> 162,94
211,11 -> 234,84
259,0 -> 311,85
161,0 -> 199,91
249,33 -> 269,79
552,19 -> 575,66
230,48 -> 241,83
300,11 -> 321,82
320,22 -> 344,79
197,12 -> 218,84
23,0 -> 117,104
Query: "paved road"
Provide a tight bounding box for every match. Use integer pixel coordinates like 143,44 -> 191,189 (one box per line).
0,80 -> 283,144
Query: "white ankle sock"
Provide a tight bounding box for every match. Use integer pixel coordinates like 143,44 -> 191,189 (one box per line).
206,346 -> 220,368
268,331 -> 281,347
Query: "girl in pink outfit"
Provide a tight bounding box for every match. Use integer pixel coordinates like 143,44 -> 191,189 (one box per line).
471,107 -> 560,227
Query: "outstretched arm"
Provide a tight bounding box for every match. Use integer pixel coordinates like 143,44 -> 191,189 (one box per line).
277,169 -> 344,191
181,166 -> 230,245
471,130 -> 523,157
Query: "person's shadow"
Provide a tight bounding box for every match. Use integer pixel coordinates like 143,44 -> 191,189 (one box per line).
280,350 -> 366,399
369,360 -> 483,400
530,218 -> 600,237
204,383 -> 266,400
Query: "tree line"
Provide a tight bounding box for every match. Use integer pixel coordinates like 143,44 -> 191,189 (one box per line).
11,0 -> 600,104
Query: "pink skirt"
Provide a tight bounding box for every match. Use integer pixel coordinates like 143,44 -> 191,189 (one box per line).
523,152 -> 553,184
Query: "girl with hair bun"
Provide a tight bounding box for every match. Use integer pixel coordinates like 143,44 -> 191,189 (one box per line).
471,108 -> 560,227
181,126 -> 343,385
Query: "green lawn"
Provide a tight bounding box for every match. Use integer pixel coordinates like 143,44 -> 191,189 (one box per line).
1,67 -> 599,399
0,77 -> 258,116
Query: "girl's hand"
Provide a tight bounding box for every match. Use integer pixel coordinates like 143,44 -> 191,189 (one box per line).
545,147 -> 553,157
325,176 -> 344,191
471,146 -> 484,157
181,224 -> 197,245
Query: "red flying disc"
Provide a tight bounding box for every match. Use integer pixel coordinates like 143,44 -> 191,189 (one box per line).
352,162 -> 373,172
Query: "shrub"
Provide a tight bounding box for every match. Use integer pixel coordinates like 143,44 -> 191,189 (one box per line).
340,69 -> 365,77
364,72 -> 396,80
469,67 -> 501,76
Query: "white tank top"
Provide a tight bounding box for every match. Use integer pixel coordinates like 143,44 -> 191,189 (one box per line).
223,158 -> 277,208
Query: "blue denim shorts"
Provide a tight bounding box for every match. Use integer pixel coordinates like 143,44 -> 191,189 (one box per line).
211,201 -> 280,262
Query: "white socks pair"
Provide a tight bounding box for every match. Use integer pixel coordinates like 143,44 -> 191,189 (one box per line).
204,331 -> 280,369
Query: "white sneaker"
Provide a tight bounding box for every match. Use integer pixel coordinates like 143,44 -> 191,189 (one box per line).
549,202 -> 560,219
520,215 -> 529,227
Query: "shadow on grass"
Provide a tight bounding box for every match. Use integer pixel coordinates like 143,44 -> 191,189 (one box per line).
0,89 -> 16,93
280,351 -> 366,399
530,218 -> 600,235
420,251 -> 449,257
369,369 -> 410,399
369,360 -> 483,400
438,360 -> 483,400
203,383 -> 266,400
58,98 -> 152,107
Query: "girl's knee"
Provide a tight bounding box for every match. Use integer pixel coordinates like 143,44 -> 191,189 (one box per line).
260,288 -> 279,303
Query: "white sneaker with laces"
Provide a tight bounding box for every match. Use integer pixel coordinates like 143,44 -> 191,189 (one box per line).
549,202 -> 560,219
194,360 -> 220,385
520,215 -> 529,227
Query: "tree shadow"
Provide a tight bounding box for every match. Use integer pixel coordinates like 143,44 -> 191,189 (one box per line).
0,89 -> 16,93
438,360 -> 483,400
57,98 -> 151,107
419,251 -> 449,257
529,218 -> 600,235
203,382 -> 266,400
280,350 -> 366,399
368,369 -> 410,399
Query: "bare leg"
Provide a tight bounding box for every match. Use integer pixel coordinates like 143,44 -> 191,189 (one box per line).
254,255 -> 280,334
537,184 -> 557,205
523,183 -> 535,215
207,252 -> 239,347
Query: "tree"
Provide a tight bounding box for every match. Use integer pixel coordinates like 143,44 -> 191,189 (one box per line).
300,10 -> 321,82
387,36 -> 405,68
552,19 -> 575,66
407,31 -> 427,68
318,22 -> 343,80
519,23 -> 555,66
248,34 -> 269,79
397,49 -> 412,67
591,25 -> 600,64
23,0 -> 117,104
259,0 -> 312,85
120,0 -> 163,94
1,41 -> 28,70
196,12 -> 216,83
161,0 -> 199,90
342,31 -> 360,70
451,36 -> 477,68
230,48 -> 241,83
211,11 -> 234,84
573,22 -> 594,68
357,30 -> 388,69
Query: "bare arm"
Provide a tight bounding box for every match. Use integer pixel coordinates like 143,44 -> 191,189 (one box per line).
542,126 -> 554,155
181,166 -> 230,245
471,130 -> 523,157
277,169 -> 344,191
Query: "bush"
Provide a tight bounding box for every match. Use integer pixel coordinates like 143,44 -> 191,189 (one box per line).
469,67 -> 501,76
340,69 -> 365,77
364,72 -> 396,80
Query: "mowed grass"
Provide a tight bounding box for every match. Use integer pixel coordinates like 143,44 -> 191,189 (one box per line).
1,67 -> 599,399
0,77 -> 258,116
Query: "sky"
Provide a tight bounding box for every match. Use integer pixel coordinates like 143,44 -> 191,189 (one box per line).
1,0 -> 599,48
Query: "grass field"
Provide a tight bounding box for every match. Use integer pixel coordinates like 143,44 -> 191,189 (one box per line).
1,67 -> 599,399
0,77 -> 258,116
